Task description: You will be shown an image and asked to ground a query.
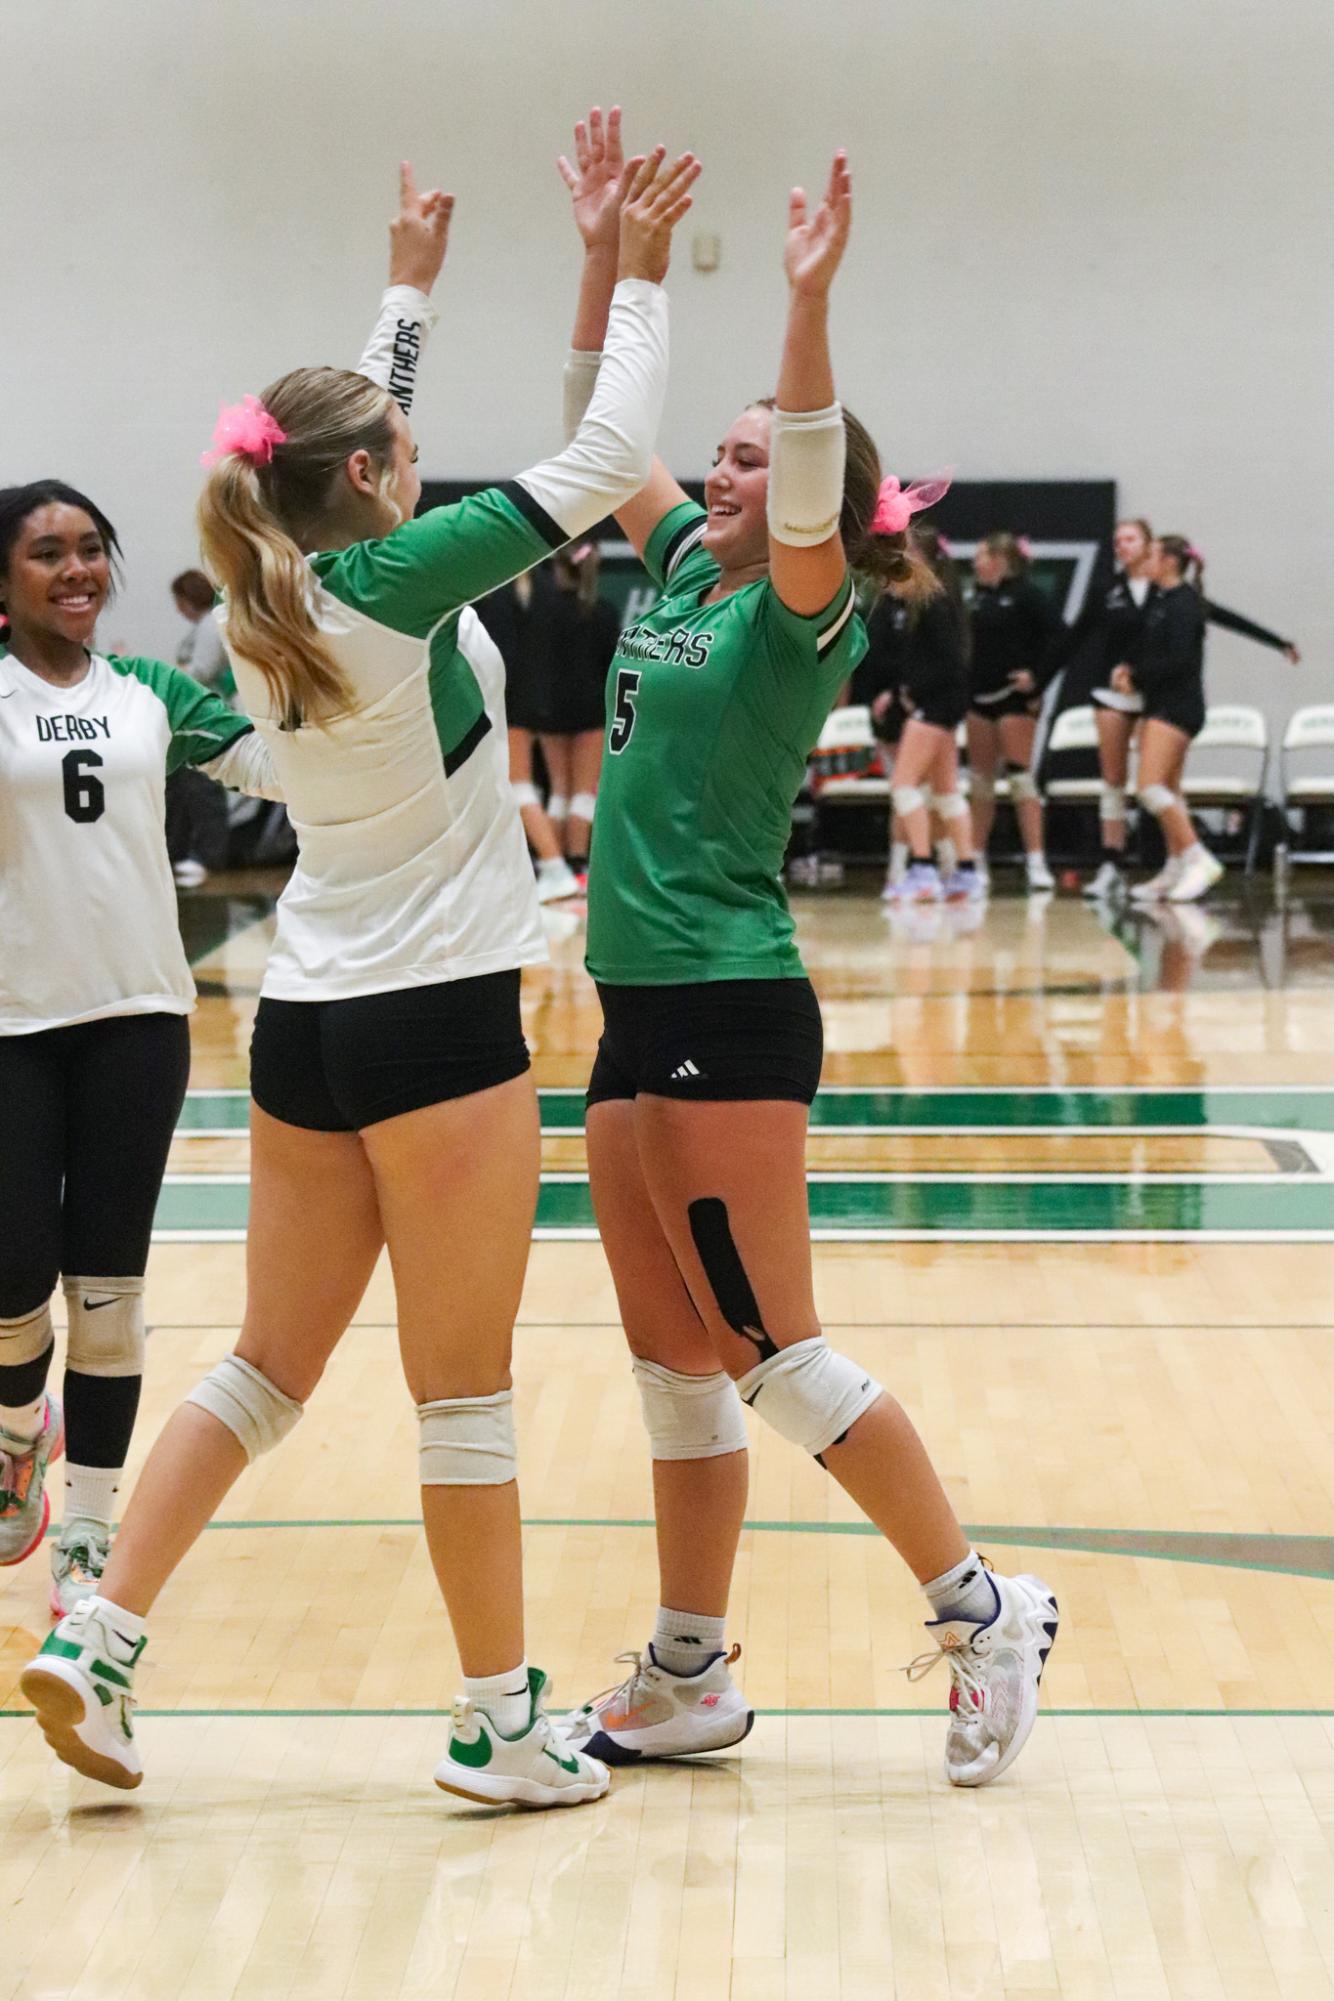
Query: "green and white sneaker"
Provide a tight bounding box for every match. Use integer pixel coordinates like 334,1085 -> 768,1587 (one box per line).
50,1520 -> 112,1619
20,1595 -> 145,1790
566,1644 -> 754,1764
435,1666 -> 609,1809
0,1394 -> 64,1567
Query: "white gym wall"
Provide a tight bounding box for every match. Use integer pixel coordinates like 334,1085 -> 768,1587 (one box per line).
3,0 -> 1329,738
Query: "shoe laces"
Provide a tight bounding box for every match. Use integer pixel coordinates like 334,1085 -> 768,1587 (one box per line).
0,1444 -> 35,1511
57,1528 -> 109,1581
583,1650 -> 651,1717
903,1631 -> 989,1719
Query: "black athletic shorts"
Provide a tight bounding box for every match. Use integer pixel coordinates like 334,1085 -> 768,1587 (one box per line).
1143,690 -> 1207,740
250,970 -> 530,1132
969,685 -> 1042,723
905,677 -> 969,732
586,977 -> 824,1108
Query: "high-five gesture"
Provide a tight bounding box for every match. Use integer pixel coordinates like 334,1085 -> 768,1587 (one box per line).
388,160 -> 455,295
617,147 -> 701,286
783,149 -> 852,298
558,105 -> 626,256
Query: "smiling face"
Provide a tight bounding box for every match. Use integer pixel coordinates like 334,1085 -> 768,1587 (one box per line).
1,503 -> 111,651
701,406 -> 772,570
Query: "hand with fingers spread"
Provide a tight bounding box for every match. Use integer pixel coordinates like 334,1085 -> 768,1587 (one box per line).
558,105 -> 626,258
617,147 -> 701,286
389,160 -> 456,295
783,149 -> 852,298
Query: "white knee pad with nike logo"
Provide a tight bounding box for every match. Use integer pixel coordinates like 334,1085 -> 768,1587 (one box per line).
418,1389 -> 516,1485
737,1337 -> 883,1457
633,1358 -> 749,1460
63,1276 -> 145,1377
187,1354 -> 303,1461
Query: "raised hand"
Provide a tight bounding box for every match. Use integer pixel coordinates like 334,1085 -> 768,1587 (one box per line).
783,149 -> 852,297
616,148 -> 701,286
389,160 -> 455,295
558,105 -> 626,256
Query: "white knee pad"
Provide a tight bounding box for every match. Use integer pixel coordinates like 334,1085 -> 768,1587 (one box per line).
511,779 -> 541,810
933,790 -> 967,822
737,1337 -> 883,1458
62,1276 -> 145,1379
633,1358 -> 749,1461
186,1354 -> 303,1461
0,1300 -> 54,1367
1006,766 -> 1040,804
1139,783 -> 1177,817
892,785 -> 926,818
546,793 -> 569,824
1100,782 -> 1128,823
570,790 -> 597,824
969,769 -> 996,804
418,1389 -> 516,1486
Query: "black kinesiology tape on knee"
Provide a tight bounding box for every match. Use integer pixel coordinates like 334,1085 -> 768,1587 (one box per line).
687,1198 -> 779,1362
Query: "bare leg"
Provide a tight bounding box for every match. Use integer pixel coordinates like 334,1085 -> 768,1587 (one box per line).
998,711 -> 1044,857
633,1097 -> 969,1585
1095,707 -> 1134,855
564,729 -> 602,865
360,1074 -> 539,1679
539,734 -> 575,852
928,735 -> 974,864
965,714 -> 999,856
99,1110 -> 384,1617
892,719 -> 955,859
1138,719 -> 1197,856
588,1101 -> 747,1619
509,727 -> 563,862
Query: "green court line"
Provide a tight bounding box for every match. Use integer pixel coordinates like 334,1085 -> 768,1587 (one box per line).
3,1706 -> 1332,1722
178,1086 -> 1334,1135
152,1175 -> 1334,1240
64,1516 -> 1328,1581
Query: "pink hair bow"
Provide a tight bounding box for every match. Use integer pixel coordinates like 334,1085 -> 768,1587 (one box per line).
1017,534 -> 1034,560
200,395 -> 287,468
872,469 -> 953,537
1187,544 -> 1204,564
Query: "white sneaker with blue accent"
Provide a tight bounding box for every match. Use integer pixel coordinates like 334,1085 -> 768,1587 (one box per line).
907,1570 -> 1059,1787
435,1666 -> 609,1808
21,1594 -> 145,1789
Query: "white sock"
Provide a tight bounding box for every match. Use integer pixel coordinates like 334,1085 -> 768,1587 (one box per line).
87,1595 -> 146,1651
650,1606 -> 727,1677
464,1661 -> 531,1737
1182,842 -> 1208,864
923,1551 -> 997,1627
64,1464 -> 121,1531
1026,850 -> 1047,870
537,855 -> 571,879
0,1396 -> 45,1444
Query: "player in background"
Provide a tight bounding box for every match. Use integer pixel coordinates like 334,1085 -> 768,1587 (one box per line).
965,532 -> 1059,894
23,139 -> 696,1811
553,113 -> 1058,1789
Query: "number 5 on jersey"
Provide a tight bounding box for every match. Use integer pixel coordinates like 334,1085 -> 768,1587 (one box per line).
609,667 -> 640,755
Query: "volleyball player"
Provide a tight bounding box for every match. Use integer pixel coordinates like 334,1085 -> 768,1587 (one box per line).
555,122 -> 1057,1787
1123,535 -> 1223,902
0,169 -> 447,1623
966,533 -> 1059,893
23,139 -> 697,1806
536,543 -> 619,878
868,523 -> 981,903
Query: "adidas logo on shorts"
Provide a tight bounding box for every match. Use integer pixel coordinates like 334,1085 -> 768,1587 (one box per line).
670,1059 -> 702,1080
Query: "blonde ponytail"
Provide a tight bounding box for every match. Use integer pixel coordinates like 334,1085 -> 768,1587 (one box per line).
197,366 -> 397,729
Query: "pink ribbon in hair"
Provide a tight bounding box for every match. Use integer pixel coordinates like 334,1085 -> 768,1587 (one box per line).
1017,535 -> 1034,561
871,469 -> 953,537
1187,545 -> 1204,564
200,395 -> 288,468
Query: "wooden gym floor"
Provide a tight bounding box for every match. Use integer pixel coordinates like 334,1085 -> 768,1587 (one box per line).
3,871 -> 1334,2000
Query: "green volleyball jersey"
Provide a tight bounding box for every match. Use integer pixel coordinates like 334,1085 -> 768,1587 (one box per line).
586,501 -> 866,985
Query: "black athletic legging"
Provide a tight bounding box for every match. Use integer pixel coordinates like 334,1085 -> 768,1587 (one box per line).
0,1013 -> 189,1465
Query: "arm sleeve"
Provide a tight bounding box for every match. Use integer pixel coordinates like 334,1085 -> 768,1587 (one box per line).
356,285 -> 439,415
1203,598 -> 1293,653
198,731 -> 284,800
316,280 -> 669,638
563,349 -> 603,444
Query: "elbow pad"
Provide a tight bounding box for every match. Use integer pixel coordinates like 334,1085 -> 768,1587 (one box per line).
563,350 -> 603,445
766,403 -> 845,548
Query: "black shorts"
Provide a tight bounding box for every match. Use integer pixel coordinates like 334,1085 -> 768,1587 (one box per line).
587,978 -> 824,1108
905,678 -> 969,733
1143,691 -> 1206,740
250,970 -> 530,1132
969,686 -> 1041,723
